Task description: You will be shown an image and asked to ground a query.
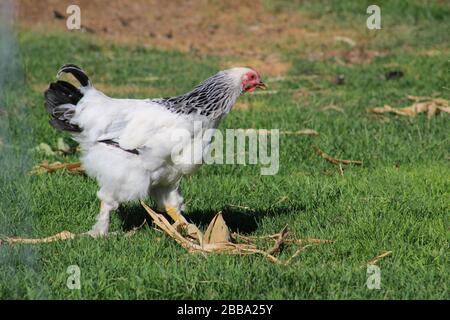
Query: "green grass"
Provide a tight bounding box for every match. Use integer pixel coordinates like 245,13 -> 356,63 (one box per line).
1,2 -> 449,299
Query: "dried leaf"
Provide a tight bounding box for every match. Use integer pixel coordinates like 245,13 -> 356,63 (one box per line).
438,106 -> 450,113
29,161 -> 84,175
313,146 -> 362,166
321,105 -> 344,113
186,223 -> 204,247
406,95 -> 434,102
368,104 -> 415,116
368,97 -> 450,119
427,103 -> 438,119
203,213 -> 231,245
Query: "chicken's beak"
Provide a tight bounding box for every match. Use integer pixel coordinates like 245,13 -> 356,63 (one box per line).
256,82 -> 267,90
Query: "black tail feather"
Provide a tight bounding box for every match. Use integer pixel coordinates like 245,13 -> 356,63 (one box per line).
56,64 -> 90,87
44,81 -> 82,112
49,118 -> 82,133
45,64 -> 90,133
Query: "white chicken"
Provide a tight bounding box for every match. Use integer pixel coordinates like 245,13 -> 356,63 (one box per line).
44,64 -> 266,236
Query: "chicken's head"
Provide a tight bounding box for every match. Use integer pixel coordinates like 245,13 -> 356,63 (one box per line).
241,69 -> 266,93
224,67 -> 266,93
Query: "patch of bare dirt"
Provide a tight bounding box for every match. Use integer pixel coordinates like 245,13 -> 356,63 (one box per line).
306,47 -> 386,65
17,0 -> 312,54
16,0 -> 370,76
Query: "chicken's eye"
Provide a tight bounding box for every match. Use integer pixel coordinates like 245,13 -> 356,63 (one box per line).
249,74 -> 255,80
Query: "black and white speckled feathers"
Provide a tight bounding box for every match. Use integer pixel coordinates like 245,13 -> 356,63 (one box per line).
152,70 -> 242,119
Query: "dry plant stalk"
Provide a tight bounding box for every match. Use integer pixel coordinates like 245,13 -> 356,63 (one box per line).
29,160 -> 84,175
231,233 -> 334,246
1,230 -> 76,244
313,146 -> 363,166
266,225 -> 289,255
367,251 -> 393,266
284,245 -> 312,265
236,129 -> 319,136
0,222 -> 146,245
367,96 -> 450,119
320,105 -> 345,113
285,238 -> 335,245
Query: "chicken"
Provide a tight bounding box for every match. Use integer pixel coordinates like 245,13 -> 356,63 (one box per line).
44,64 -> 266,236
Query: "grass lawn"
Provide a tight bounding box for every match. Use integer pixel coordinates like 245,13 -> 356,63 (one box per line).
0,1 -> 449,299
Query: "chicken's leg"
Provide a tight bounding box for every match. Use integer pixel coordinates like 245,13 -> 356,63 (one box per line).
165,206 -> 189,224
152,185 -> 187,225
152,185 -> 202,241
87,201 -> 117,237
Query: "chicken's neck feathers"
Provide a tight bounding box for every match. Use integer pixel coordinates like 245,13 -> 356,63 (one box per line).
153,71 -> 242,120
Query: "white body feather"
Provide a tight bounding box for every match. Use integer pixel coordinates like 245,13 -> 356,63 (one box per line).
72,87 -> 217,205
